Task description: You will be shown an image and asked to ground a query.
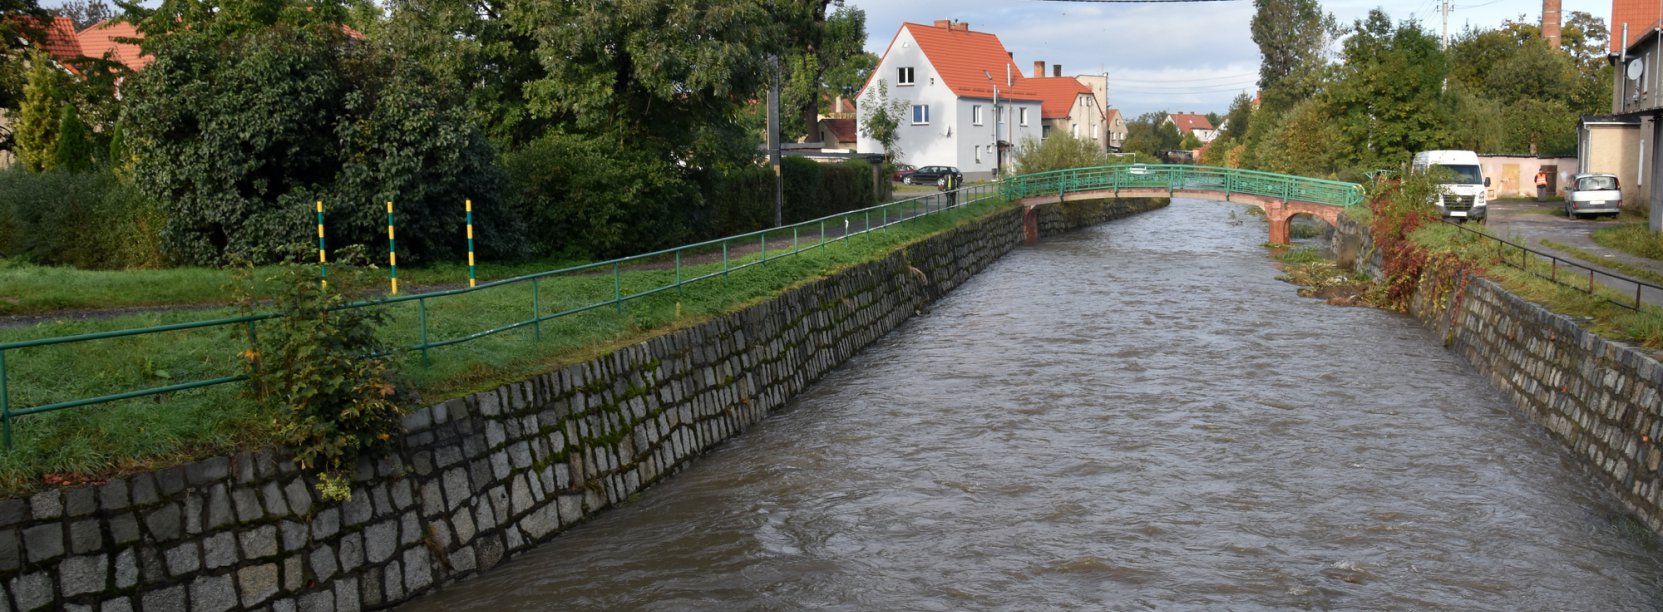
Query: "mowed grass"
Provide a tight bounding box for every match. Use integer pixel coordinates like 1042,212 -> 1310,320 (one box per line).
0,256 -> 590,317
0,195 -> 1007,495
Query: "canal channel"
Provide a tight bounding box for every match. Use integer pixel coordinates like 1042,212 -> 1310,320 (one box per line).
401,200 -> 1663,610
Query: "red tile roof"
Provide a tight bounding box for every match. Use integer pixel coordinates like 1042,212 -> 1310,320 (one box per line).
1612,0 -> 1663,53
1105,108 -> 1123,123
822,118 -> 856,144
1167,112 -> 1214,134
1025,76 -> 1091,119
859,21 -> 1040,103
77,19 -> 150,71
14,16 -> 84,73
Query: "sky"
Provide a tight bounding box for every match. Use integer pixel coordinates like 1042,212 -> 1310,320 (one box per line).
846,0 -> 1611,118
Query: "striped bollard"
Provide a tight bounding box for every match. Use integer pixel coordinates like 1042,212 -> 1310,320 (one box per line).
387,201 -> 398,294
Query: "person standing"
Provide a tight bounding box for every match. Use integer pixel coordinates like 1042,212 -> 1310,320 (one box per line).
1535,169 -> 1549,201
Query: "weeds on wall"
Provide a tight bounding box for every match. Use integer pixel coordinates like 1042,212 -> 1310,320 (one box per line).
1367,172 -> 1485,312
237,245 -> 408,501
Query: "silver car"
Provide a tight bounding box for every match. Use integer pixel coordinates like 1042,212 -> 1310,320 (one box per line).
1564,173 -> 1623,219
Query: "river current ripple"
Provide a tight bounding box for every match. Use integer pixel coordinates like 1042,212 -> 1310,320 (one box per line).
403,201 -> 1663,610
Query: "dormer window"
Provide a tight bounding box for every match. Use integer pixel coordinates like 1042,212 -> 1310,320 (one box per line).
898,67 -> 915,86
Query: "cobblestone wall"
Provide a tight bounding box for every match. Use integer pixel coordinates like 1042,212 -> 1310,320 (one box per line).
1430,278 -> 1663,531
0,199 -> 1164,612
1333,216 -> 1663,531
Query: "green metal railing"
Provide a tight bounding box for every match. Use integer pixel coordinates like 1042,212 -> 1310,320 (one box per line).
1000,164 -> 1366,209
0,184 -> 1003,449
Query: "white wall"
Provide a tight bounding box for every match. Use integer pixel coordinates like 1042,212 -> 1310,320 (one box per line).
857,28 -> 959,167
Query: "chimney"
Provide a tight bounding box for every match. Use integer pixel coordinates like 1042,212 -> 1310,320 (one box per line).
1033,61 -> 1046,78
1541,0 -> 1561,49
933,19 -> 951,28
952,22 -> 970,31
1053,64 -> 1063,77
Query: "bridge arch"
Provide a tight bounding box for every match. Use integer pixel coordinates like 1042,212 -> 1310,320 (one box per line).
1002,165 -> 1363,245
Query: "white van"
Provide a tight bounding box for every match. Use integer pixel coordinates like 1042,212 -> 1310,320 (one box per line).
1411,150 -> 1490,222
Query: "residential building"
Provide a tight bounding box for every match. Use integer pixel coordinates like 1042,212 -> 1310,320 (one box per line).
817,118 -> 858,151
1026,61 -> 1104,148
1164,112 -> 1218,143
1577,115 -> 1646,211
1609,0 -> 1663,230
1104,108 -> 1128,152
855,20 -> 1043,177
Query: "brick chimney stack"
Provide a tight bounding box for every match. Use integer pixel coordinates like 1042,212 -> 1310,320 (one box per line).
1034,61 -> 1045,78
1542,0 -> 1561,48
1054,64 -> 1063,77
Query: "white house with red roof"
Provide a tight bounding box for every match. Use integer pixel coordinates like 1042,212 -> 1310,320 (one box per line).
1025,61 -> 1107,150
855,20 -> 1043,176
1164,112 -> 1218,143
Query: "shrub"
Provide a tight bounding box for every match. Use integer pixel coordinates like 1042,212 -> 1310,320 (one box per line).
0,168 -> 165,269
241,245 -> 406,501
503,132 -> 697,259
1014,135 -> 1109,174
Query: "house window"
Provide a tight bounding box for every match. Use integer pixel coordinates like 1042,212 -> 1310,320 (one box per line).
973,105 -> 983,126
1071,124 -> 1079,138
898,67 -> 915,86
912,104 -> 930,125
1019,108 -> 1029,126
1092,123 -> 1100,138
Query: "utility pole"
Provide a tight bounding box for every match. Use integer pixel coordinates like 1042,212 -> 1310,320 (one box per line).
1440,0 -> 1450,50
768,55 -> 783,227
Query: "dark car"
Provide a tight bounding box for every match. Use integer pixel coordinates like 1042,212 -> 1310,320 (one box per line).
903,165 -> 961,185
891,164 -> 917,182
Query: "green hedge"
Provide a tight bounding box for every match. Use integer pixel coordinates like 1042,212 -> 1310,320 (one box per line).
705,157 -> 878,239
0,169 -> 165,269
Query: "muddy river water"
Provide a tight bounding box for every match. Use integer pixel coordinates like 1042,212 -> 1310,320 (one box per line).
401,200 -> 1663,610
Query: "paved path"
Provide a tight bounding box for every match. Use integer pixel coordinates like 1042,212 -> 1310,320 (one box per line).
1484,199 -> 1663,308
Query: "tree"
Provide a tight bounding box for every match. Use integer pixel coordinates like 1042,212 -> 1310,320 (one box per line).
858,78 -> 908,161
1180,132 -> 1203,150
52,0 -> 114,29
124,0 -> 508,264
1220,93 -> 1255,141
513,0 -> 776,170
1327,10 -> 1450,169
1251,0 -> 1337,112
380,0 -> 547,146
15,52 -> 72,172
1,0 -> 48,115
777,3 -> 870,140
51,103 -> 94,172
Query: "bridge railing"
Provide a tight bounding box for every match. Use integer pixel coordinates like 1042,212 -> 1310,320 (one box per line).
1001,164 -> 1366,209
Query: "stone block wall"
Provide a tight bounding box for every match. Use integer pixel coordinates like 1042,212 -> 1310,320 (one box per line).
0,198 -> 1165,611
1427,278 -> 1663,530
1334,215 -> 1663,531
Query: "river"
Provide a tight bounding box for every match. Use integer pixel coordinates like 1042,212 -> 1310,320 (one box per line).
400,200 -> 1663,610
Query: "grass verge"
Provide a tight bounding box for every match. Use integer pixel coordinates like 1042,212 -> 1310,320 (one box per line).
1590,222 -> 1663,262
0,196 -> 1009,495
1537,239 -> 1663,288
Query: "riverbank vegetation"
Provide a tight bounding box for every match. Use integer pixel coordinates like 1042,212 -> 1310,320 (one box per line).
0,194 -> 1006,496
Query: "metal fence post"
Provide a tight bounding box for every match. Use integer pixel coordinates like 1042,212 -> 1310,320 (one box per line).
614,262 -> 623,313
1,349 -> 10,450
418,298 -> 431,367
532,277 -> 542,341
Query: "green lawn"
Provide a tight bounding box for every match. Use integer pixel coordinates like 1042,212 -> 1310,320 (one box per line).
1590,220 -> 1663,262
0,195 -> 1008,495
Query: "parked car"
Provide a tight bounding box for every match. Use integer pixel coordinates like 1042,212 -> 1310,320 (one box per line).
891,164 -> 917,182
1564,173 -> 1623,219
904,165 -> 961,185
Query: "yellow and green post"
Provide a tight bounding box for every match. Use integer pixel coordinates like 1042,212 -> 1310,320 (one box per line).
387,201 -> 398,294
316,200 -> 328,289
465,199 -> 476,288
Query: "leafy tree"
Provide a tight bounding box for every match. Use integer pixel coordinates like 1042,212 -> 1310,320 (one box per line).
502,132 -> 693,259
513,0 -> 776,171
1327,10 -> 1450,169
1180,132 -> 1202,150
1014,134 -> 1107,174
123,0 -> 508,264
1251,0 -> 1336,112
778,3 -> 870,140
1250,97 -> 1343,176
0,0 -> 48,116
1122,111 -> 1174,157
380,0 -> 546,146
52,0 -> 114,29
14,52 -> 72,172
858,78 -> 908,161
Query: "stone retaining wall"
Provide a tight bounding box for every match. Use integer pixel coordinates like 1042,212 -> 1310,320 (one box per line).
1332,213 -> 1663,531
0,198 -> 1166,612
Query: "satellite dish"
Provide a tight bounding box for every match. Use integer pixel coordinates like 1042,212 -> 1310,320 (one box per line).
1629,58 -> 1646,81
